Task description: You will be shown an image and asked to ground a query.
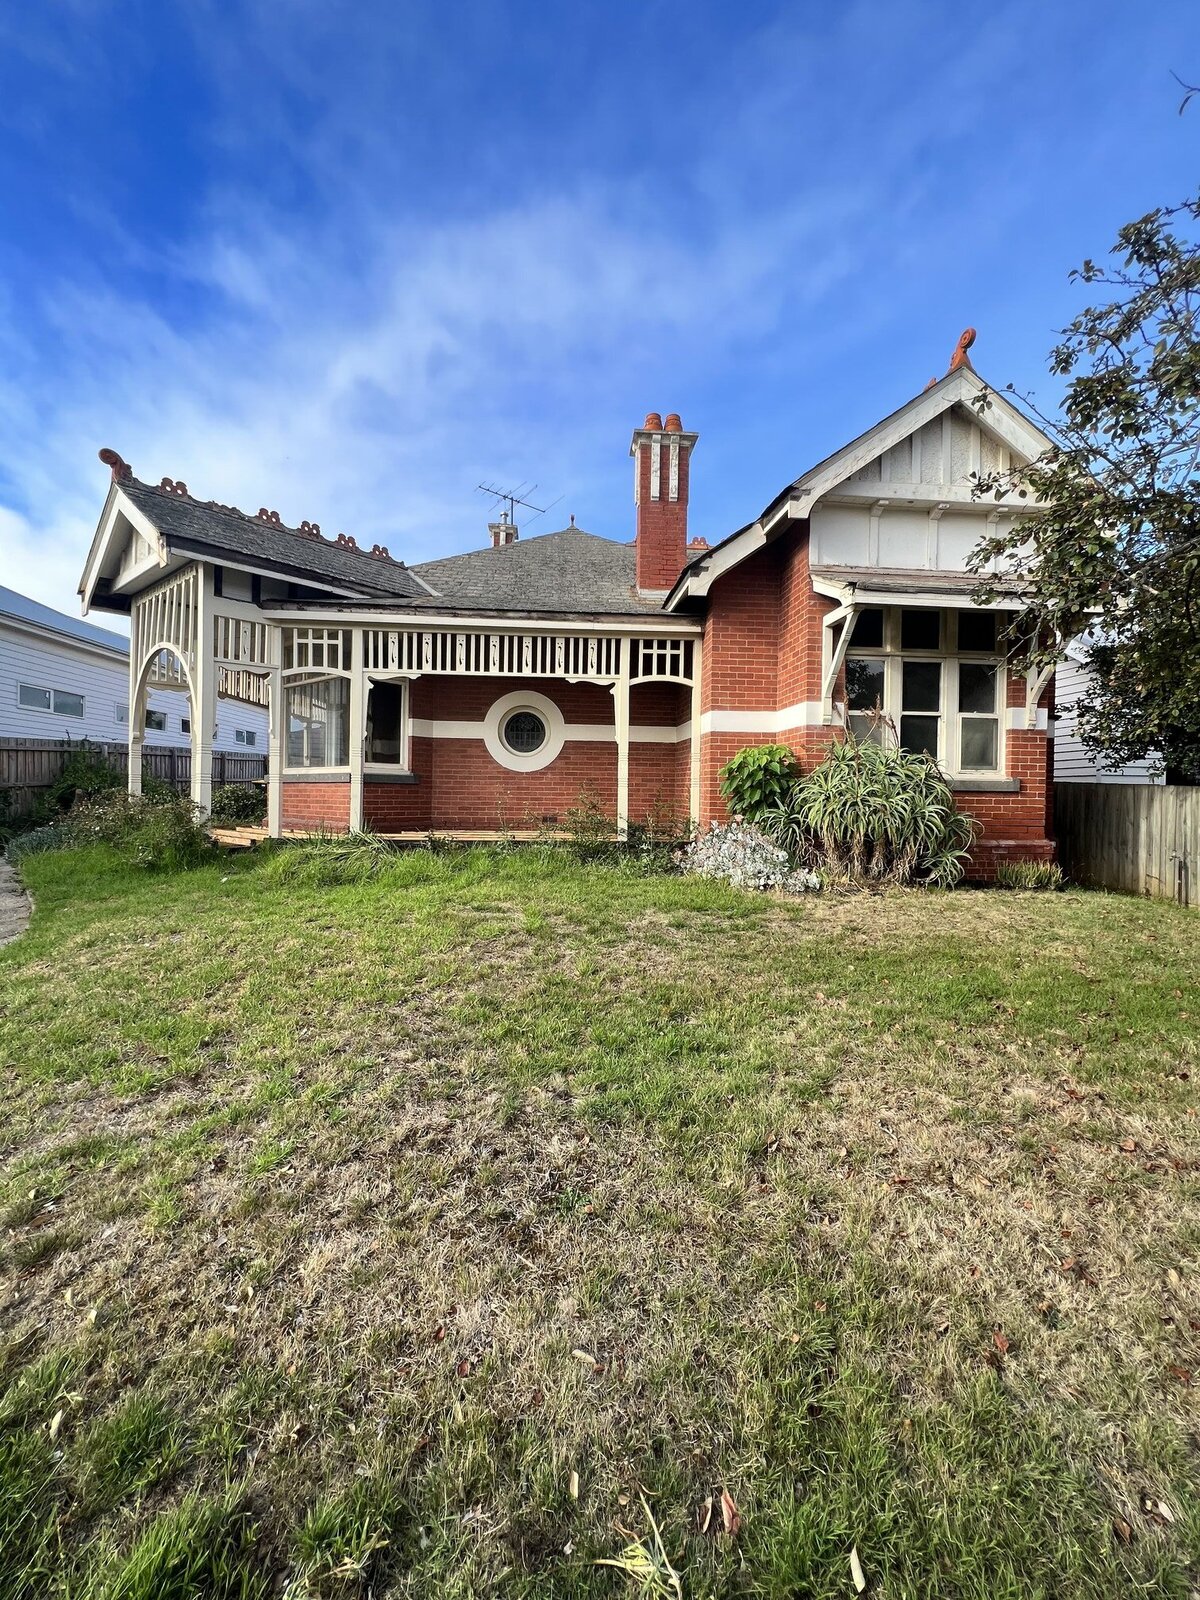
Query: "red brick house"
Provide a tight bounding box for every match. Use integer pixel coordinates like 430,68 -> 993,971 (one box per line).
79,333 -> 1056,875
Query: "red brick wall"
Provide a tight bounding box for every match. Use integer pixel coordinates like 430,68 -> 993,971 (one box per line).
696,525 -> 1057,875
281,781 -> 351,831
295,675 -> 693,834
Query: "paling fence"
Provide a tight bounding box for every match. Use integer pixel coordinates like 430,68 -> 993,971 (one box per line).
0,738 -> 267,813
1055,782 -> 1198,906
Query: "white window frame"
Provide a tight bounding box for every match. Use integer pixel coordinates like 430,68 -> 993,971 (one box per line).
18,683 -> 84,718
483,690 -> 566,773
144,709 -> 168,732
284,672 -> 352,772
844,606 -> 1006,778
363,675 -> 411,773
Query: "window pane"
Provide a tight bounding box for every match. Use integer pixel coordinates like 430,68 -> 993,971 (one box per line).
957,611 -> 996,653
366,681 -> 405,764
145,710 -> 167,731
504,711 -> 547,753
958,662 -> 997,714
846,657 -> 885,712
285,676 -> 350,768
902,659 -> 941,712
53,690 -> 84,718
848,713 -> 885,745
242,731 -> 256,748
901,609 -> 940,650
900,714 -> 939,758
18,684 -> 51,710
960,718 -> 999,770
850,607 -> 884,648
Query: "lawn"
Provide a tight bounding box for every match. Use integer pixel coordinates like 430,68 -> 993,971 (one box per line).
1,842 -> 1198,1598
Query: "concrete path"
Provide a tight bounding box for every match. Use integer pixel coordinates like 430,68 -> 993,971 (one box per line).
0,859 -> 31,947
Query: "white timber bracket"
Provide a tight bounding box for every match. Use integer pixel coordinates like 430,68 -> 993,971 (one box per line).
821,602 -> 858,724
1024,661 -> 1055,729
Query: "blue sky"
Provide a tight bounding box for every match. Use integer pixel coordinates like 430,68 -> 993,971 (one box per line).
1,0 -> 1197,618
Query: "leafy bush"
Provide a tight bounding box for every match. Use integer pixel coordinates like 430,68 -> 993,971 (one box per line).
996,859 -> 1065,891
45,742 -> 124,812
718,743 -> 800,821
679,821 -> 820,894
13,792 -> 211,873
209,783 -> 267,826
761,736 -> 977,888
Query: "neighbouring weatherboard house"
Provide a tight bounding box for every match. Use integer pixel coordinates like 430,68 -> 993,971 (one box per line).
0,585 -> 266,751
77,330 -> 1058,876
1054,639 -> 1164,786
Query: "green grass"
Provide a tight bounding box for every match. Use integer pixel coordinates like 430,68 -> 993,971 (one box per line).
1,841 -> 1198,1596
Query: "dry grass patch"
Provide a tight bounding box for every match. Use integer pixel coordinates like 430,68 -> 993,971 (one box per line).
0,843 -> 1198,1596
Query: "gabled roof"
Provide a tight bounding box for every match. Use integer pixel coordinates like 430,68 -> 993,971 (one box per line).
666,362 -> 1054,609
115,476 -> 428,601
81,457 -> 659,621
0,584 -> 128,654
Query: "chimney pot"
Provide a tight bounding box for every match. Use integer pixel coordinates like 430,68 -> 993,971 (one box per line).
643,411 -> 663,431
663,413 -> 682,433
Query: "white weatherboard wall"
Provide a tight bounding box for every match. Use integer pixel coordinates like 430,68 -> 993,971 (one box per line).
0,617 -> 267,752
1054,655 -> 1162,786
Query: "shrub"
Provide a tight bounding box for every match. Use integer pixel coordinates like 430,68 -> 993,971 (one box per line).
762,736 -> 977,888
995,859 -> 1065,891
209,784 -> 267,826
679,821 -> 820,894
718,744 -> 800,822
45,742 -> 124,812
44,792 -> 210,873
5,824 -> 71,865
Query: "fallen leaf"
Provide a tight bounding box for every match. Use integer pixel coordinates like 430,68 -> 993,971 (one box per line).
48,1409 -> 64,1442
850,1544 -> 867,1593
1119,1138 -> 1137,1153
456,1359 -> 471,1379
993,1328 -> 1010,1356
1167,1365 -> 1192,1386
569,1470 -> 579,1501
571,1348 -> 596,1366
697,1495 -> 713,1535
720,1489 -> 741,1539
433,1326 -> 446,1343
1112,1515 -> 1134,1545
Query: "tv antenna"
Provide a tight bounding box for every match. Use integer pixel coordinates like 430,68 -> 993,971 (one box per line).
476,481 -> 562,527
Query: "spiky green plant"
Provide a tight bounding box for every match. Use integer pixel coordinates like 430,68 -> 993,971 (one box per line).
760,736 -> 977,887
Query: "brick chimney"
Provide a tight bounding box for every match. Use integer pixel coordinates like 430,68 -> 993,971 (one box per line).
489,512 -> 518,548
631,411 -> 697,593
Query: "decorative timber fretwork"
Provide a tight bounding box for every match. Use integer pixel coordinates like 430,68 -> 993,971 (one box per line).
131,566 -> 198,683
213,613 -> 270,669
358,627 -> 694,685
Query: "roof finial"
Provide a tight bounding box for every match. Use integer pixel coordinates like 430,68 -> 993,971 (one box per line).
569,513 -> 575,526
948,327 -> 976,373
98,448 -> 132,483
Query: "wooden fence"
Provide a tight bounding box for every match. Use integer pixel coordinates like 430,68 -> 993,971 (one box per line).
1055,782 -> 1199,906
0,738 -> 267,814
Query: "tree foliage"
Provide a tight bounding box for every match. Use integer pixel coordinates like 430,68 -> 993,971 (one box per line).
969,195 -> 1200,781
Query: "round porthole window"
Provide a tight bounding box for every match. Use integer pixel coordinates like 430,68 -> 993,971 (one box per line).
484,691 -> 565,771
502,710 -> 547,754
